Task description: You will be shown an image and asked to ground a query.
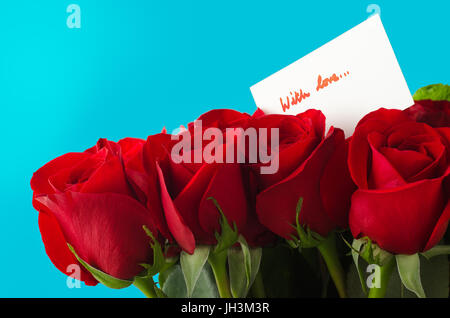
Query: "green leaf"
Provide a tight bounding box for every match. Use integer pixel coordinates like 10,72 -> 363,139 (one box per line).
180,245 -> 211,298
157,256 -> 179,289
207,197 -> 239,254
67,244 -> 133,289
228,235 -> 262,298
421,245 -> 450,260
413,84 -> 450,101
162,263 -> 219,298
158,265 -> 175,289
396,254 -> 426,298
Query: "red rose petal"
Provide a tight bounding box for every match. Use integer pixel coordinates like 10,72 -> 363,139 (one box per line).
320,135 -> 356,229
118,137 -> 145,164
424,200 -> 450,251
173,164 -> 218,244
36,192 -> 157,280
31,153 -> 89,195
256,128 -> 341,238
296,109 -> 326,138
349,109 -> 411,189
194,109 -> 251,131
368,135 -> 407,190
349,172 -> 448,254
198,164 -> 248,235
38,211 -> 98,286
437,127 -> 450,148
380,147 -> 438,181
156,162 -> 196,254
80,154 -> 133,196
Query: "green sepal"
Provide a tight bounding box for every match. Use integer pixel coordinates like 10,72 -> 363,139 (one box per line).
67,244 -> 133,289
396,253 -> 426,298
180,245 -> 211,298
286,197 -> 324,249
228,235 -> 262,298
207,197 -> 239,255
133,275 -> 159,298
413,83 -> 450,101
286,239 -> 298,249
341,236 -> 394,295
154,286 -> 167,298
139,225 -> 167,277
139,226 -> 179,297
421,245 -> 450,260
353,237 -> 393,266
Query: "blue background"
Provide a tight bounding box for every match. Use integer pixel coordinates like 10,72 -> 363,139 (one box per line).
0,0 -> 448,297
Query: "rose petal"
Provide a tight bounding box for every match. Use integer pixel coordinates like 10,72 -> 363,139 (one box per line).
404,100 -> 450,128
424,200 -> 450,251
380,147 -> 441,181
123,134 -> 178,240
349,171 -> 449,254
156,162 -> 196,254
296,109 -> 326,138
320,135 -> 356,229
250,113 -> 322,189
31,153 -> 89,195
38,211 -> 98,286
252,108 -> 266,119
198,164 -> 248,235
36,192 -> 158,280
437,127 -> 450,148
256,128 -> 342,238
173,164 -> 218,244
193,109 -> 251,131
79,154 -> 133,196
368,133 -> 407,189
118,137 -> 145,164
349,109 -> 411,189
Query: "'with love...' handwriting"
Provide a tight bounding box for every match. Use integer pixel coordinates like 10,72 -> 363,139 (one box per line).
279,70 -> 350,112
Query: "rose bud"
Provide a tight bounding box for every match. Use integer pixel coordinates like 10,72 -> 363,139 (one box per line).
403,99 -> 450,128
348,108 -> 450,255
252,109 -> 356,239
31,138 -> 163,285
127,110 -> 276,254
249,109 -> 355,298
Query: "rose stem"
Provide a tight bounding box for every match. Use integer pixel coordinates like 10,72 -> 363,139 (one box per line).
133,275 -> 158,298
250,269 -> 266,298
368,257 -> 395,298
208,249 -> 232,298
317,233 -> 347,298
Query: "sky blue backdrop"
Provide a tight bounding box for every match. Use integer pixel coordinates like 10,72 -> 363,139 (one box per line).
0,0 -> 448,297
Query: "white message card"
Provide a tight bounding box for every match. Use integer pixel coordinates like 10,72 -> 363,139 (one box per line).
250,14 -> 414,136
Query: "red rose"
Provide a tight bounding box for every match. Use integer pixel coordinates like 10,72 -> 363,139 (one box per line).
348,108 -> 450,254
128,110 -> 276,254
403,99 -> 450,128
31,138 -> 161,284
253,109 -> 356,239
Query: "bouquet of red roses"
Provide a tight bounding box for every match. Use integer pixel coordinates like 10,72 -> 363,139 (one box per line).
30,84 -> 450,298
